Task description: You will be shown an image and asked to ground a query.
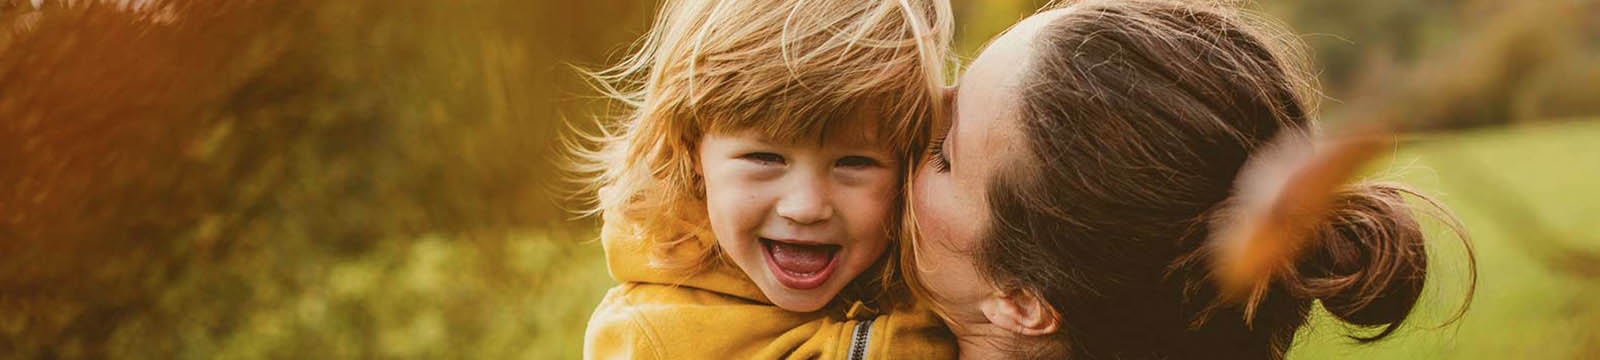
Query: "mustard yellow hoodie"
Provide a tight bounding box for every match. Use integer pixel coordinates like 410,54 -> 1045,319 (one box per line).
583,224 -> 955,359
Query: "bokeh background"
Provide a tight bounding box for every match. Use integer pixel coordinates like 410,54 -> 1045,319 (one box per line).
0,0 -> 1595,358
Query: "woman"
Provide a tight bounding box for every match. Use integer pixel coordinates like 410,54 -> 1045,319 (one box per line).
906,0 -> 1472,358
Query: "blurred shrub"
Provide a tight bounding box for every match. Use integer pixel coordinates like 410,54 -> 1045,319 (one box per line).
1328,0 -> 1600,129
953,0 -> 1600,130
1,0 -> 644,357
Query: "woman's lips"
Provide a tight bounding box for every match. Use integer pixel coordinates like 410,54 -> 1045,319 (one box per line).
761,238 -> 840,290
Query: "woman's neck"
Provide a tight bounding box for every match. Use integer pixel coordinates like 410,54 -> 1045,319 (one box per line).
949,319 -> 1025,360
956,333 -> 1010,360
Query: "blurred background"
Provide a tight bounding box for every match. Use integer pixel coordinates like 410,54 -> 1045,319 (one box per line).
0,0 -> 1594,358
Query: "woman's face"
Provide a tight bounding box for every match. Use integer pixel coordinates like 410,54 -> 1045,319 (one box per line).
911,9 -> 1068,321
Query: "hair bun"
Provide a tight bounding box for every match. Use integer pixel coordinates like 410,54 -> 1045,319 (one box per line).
1206,127 -> 1467,341
1207,128 -> 1390,307
1294,182 -> 1429,339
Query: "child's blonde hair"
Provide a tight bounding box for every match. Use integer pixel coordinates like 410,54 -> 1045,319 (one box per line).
570,0 -> 952,277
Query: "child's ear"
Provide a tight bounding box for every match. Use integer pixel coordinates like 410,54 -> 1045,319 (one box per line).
978,287 -> 1061,336
688,146 -> 704,175
690,152 -> 708,198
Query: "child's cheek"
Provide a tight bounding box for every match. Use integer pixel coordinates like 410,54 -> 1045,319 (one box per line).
702,160 -> 765,247
843,169 -> 898,245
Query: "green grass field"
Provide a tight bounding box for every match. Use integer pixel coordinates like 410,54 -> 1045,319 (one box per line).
1288,119 -> 1600,359
533,119 -> 1600,359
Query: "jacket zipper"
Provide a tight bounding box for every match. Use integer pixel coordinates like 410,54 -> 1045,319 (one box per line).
847,318 -> 874,360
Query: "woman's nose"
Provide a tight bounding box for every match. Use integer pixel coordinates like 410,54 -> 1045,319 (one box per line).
775,179 -> 834,225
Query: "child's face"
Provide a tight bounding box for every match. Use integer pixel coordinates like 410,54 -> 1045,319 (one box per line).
698,122 -> 899,312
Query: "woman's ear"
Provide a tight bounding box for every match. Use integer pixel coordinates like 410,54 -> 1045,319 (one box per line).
978,287 -> 1061,336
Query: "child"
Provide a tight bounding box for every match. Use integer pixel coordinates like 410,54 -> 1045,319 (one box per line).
571,0 -> 955,358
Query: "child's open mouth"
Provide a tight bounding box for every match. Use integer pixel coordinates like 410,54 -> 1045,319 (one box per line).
760,238 -> 841,290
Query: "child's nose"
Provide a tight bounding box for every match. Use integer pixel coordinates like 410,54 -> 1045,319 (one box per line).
775,181 -> 834,225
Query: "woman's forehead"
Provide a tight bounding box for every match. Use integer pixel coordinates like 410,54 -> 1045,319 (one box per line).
949,9 -> 1073,179
962,8 -> 1072,93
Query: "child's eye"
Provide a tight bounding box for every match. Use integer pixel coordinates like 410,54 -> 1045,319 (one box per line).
835,156 -> 880,169
740,152 -> 785,165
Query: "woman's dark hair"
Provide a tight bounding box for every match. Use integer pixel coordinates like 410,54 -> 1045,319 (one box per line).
976,0 -> 1475,358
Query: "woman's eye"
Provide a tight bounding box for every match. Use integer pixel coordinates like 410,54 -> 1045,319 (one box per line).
927,135 -> 951,173
740,152 -> 785,165
836,156 -> 880,168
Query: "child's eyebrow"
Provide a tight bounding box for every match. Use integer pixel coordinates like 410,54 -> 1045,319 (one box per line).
733,129 -> 788,146
829,129 -> 882,148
